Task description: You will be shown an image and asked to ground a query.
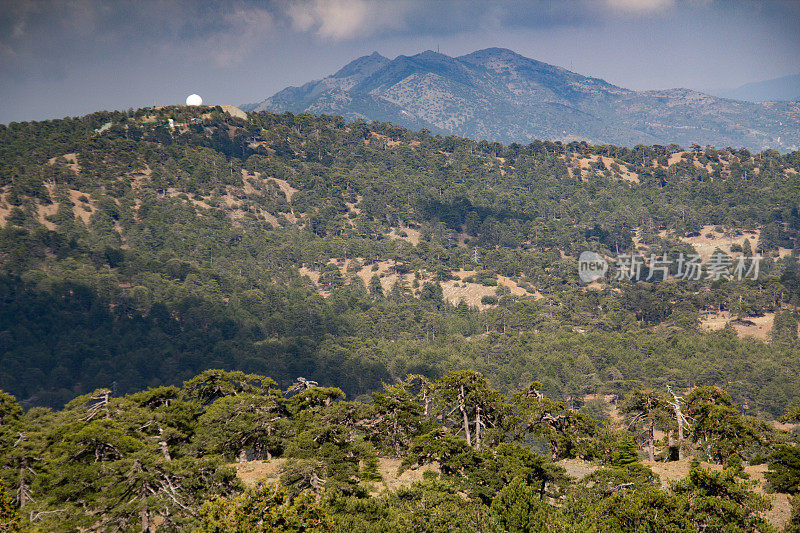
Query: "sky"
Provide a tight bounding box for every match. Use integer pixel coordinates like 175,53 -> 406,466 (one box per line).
1,0 -> 798,124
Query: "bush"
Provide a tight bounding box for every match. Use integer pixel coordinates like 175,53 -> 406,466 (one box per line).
766,445 -> 800,494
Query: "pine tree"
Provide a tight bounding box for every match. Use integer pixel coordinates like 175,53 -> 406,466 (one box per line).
621,389 -> 672,462
196,481 -> 334,532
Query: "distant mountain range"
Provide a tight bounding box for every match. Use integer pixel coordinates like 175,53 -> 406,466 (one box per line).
244,48 -> 800,151
713,73 -> 800,103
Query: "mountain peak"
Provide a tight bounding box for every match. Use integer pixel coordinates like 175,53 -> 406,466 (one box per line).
463,47 -> 524,58
248,48 -> 800,151
411,50 -> 450,60
332,52 -> 390,79
460,47 -> 545,65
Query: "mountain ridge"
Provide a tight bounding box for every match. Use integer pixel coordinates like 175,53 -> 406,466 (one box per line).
245,48 -> 800,151
714,72 -> 800,102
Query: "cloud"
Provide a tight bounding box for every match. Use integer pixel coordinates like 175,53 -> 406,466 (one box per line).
0,0 -> 40,54
605,0 -> 675,15
285,0 -> 410,40
0,0 -> 279,71
201,6 -> 275,66
280,0 -> 610,39
0,42 -> 15,58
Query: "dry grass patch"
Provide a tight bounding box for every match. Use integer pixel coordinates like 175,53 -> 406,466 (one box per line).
270,178 -> 299,202
345,195 -> 363,216
571,154 -> 639,183
234,458 -> 286,487
0,194 -> 12,226
68,190 -> 94,225
373,457 -> 439,494
298,261 -> 540,308
387,226 -> 421,245
298,266 -> 322,285
700,311 -> 775,340
47,152 -> 81,173
233,457 -> 439,495
36,202 -> 59,230
558,458 -> 599,480
440,269 -> 540,309
659,225 -> 759,262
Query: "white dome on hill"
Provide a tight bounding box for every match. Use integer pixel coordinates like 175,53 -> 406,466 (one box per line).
185,94 -> 203,106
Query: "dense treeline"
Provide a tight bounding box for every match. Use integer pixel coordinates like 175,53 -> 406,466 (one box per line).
0,106 -> 799,416
2,269 -> 799,416
0,369 -> 799,531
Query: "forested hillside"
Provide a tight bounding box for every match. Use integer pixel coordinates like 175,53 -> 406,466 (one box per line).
1,105 -> 800,531
1,106 -> 800,413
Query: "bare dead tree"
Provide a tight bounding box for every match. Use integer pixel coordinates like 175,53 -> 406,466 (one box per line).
310,470 -> 325,494
12,432 -> 33,508
666,385 -> 691,460
408,375 -> 432,417
82,389 -> 112,422
286,377 -> 319,395
29,509 -> 68,524
158,425 -> 171,461
459,384 -> 471,447
522,383 -> 545,400
474,405 -> 482,450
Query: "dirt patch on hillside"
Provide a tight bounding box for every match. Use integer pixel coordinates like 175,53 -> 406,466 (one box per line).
233,455 -> 789,528
45,188 -> 93,227
668,152 -> 688,166
270,178 -> 298,202
388,226 -> 421,245
661,225 -> 759,262
668,151 -> 725,174
241,170 -> 262,195
346,195 -> 362,216
682,225 -> 758,253
300,259 -> 407,297
71,193 -> 94,225
234,458 -> 286,487
298,266 -> 321,285
0,181 -> 99,230
700,311 -> 775,340
0,193 -> 11,225
234,457 -> 438,495
48,152 -> 81,174
559,458 -> 600,480
299,261 -> 539,308
440,279 -> 498,308
571,154 -> 639,183
36,202 -> 59,230
616,165 -> 639,183
374,457 -> 439,494
440,270 -> 540,309
260,212 -> 280,227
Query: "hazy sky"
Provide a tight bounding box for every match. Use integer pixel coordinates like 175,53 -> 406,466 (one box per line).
1,0 -> 798,123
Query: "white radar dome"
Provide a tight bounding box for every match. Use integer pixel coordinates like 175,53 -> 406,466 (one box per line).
185,94 -> 203,106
